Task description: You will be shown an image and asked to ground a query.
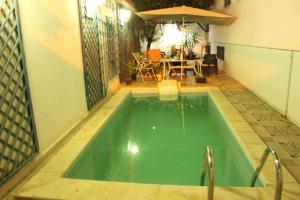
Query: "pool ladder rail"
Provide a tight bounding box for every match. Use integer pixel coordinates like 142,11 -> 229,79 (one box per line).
200,146 -> 214,200
200,146 -> 282,200
250,147 -> 283,200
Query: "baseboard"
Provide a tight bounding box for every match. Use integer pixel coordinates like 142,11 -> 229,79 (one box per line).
286,114 -> 300,129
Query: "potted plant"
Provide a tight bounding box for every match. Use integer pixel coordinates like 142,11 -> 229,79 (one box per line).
126,59 -> 137,85
184,32 -> 201,59
184,32 -> 207,83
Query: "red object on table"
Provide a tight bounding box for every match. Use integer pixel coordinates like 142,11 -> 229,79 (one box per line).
147,49 -> 161,62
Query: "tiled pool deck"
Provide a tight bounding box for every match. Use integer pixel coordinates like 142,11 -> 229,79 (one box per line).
4,72 -> 300,199
211,73 -> 300,184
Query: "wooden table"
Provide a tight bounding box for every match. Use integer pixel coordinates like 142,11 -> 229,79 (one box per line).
160,58 -> 202,81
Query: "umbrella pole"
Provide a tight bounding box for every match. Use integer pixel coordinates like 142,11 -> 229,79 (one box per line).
181,16 -> 185,82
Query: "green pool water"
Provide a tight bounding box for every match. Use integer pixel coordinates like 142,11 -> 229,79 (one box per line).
64,94 -> 264,187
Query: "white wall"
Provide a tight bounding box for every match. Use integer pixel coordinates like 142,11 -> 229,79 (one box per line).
287,52 -> 300,127
211,43 -> 291,114
18,0 -> 88,152
143,23 -> 206,56
211,0 -> 300,50
210,0 -> 300,126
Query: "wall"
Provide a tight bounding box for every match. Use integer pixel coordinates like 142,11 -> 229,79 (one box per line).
144,23 -> 206,57
211,43 -> 292,114
210,0 -> 300,126
211,0 -> 300,50
18,0 -> 88,152
287,52 -> 300,127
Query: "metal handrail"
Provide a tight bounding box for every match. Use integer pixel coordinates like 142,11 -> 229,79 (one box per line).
250,147 -> 283,200
200,146 -> 214,200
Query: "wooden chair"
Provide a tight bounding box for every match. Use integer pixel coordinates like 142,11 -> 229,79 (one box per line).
201,54 -> 218,75
132,52 -> 157,82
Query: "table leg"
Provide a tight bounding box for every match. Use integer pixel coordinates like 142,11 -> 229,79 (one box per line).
180,61 -> 183,82
195,60 -> 202,76
181,66 -> 183,81
163,62 -> 166,80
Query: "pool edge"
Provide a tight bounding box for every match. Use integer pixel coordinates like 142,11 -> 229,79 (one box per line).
15,87 -> 299,200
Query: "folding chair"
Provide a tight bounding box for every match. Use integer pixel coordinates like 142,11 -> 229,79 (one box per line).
132,52 -> 157,82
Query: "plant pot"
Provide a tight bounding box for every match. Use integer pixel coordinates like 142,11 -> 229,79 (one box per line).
131,73 -> 137,81
156,74 -> 162,81
195,75 -> 207,83
125,79 -> 131,85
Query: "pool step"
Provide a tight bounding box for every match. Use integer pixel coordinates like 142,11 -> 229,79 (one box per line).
157,80 -> 179,101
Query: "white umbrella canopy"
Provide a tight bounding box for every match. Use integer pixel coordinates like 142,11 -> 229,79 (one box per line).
135,5 -> 236,26
136,5 -> 236,81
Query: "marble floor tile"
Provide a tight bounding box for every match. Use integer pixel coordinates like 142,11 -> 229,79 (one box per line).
208,72 -> 300,183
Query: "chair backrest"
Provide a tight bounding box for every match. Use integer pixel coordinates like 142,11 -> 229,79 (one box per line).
132,52 -> 151,68
132,52 -> 143,64
204,54 -> 216,60
160,51 -> 166,58
204,54 -> 217,65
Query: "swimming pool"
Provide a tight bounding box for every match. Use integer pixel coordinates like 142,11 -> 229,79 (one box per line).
64,93 -> 264,187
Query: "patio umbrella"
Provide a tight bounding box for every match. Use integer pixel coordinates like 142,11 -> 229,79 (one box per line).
136,6 -> 236,81
136,5 -> 236,25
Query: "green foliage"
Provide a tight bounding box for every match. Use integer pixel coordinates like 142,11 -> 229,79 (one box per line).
127,59 -> 136,77
184,32 -> 201,49
140,21 -> 163,50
